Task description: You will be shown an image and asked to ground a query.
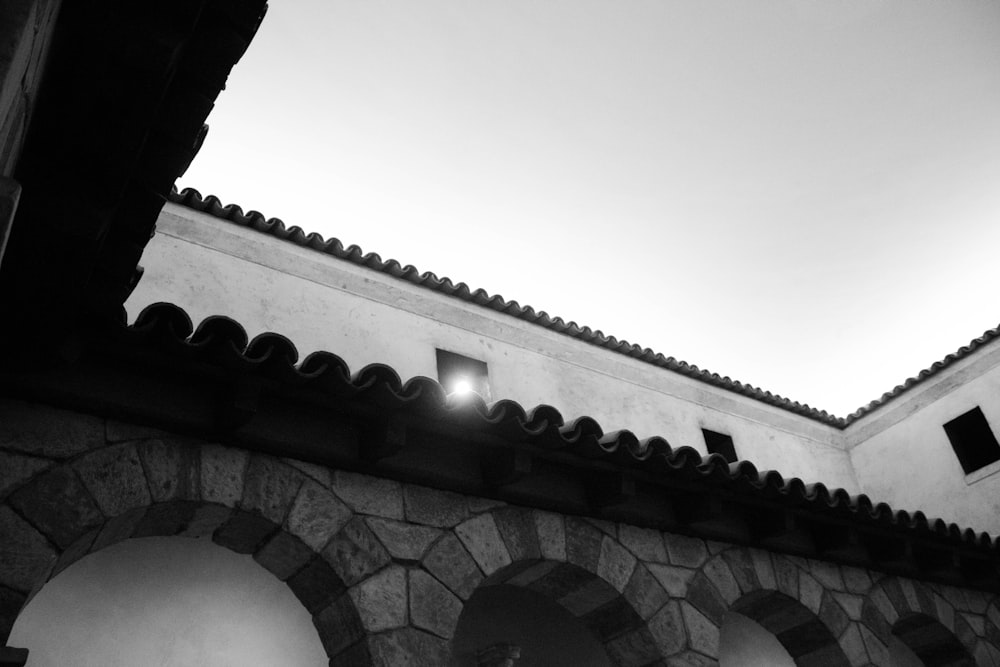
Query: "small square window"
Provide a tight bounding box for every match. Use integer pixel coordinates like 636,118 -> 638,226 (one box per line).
436,349 -> 491,401
702,428 -> 737,463
943,406 -> 1000,475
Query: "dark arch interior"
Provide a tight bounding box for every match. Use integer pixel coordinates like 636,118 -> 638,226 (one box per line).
450,584 -> 613,667
732,590 -> 850,667
893,613 -> 975,667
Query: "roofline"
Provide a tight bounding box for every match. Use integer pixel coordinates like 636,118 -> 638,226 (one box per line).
164,187 -> 1000,428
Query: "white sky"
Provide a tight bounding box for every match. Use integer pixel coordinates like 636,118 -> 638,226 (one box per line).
177,0 -> 1000,418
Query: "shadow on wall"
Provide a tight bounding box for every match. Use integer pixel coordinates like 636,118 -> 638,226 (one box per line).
451,584 -> 612,667
8,536 -> 326,666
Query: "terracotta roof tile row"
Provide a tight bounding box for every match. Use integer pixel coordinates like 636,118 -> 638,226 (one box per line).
166,187 -> 1000,428
118,301 -> 998,561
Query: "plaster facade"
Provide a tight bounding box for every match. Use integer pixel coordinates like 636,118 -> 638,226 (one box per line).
127,204 -> 858,492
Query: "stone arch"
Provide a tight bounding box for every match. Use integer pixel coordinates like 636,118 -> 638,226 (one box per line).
862,577 -> 987,666
434,509 -> 679,665
0,437 -> 372,665
685,547 -> 855,666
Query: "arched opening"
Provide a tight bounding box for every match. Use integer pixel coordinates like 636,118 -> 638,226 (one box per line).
451,584 -> 612,667
451,560 -> 660,666
728,590 -> 850,667
891,613 -> 975,666
8,536 -> 327,666
719,611 -> 795,667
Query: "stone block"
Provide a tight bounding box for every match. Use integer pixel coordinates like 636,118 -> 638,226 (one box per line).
837,623 -> 869,667
648,563 -> 695,597
534,510 -> 566,561
703,556 -> 741,604
598,535 -> 637,593
527,561 -> 595,601
557,576 -> 620,617
367,627 -> 450,667
403,485 -> 469,527
935,593 -> 956,632
861,598 -> 892,643
505,560 -> 560,587
565,516 -> 603,572
0,506 -> 56,592
581,594 -> 641,642
285,479 -> 352,551
73,443 -> 151,517
200,444 -> 248,507
0,399 -> 102,458
955,613 -> 977,648
869,587 -> 898,626
137,439 -> 199,502
619,524 -> 667,563
819,592 -> 850,638
8,466 -> 104,549
964,589 -> 990,614
721,548 -> 759,595
604,628 -> 661,667
287,556 -> 348,614
456,513 -> 511,576
665,533 -> 708,569
681,600 -> 720,657
623,564 -> 669,620
213,511 -> 276,554
332,471 -> 403,519
365,517 -> 441,561
648,600 -> 686,656
799,572 -> 824,615
686,572 -> 727,626
748,548 -> 776,591
254,530 -> 315,580
492,508 -> 541,561
313,593 -> 366,658
586,518 -> 617,538
898,578 -> 920,615
327,639 -> 371,667
422,533 -> 483,600
409,569 -> 462,639
773,556 -> 798,600
322,517 -> 391,587
808,559 -> 845,592
132,501 -> 198,538
282,457 -> 333,487
841,567 -> 872,595
49,529 -> 97,579
832,592 -> 864,621
859,625 -> 888,666
240,456 -> 304,525
90,506 -> 145,553
349,565 -> 408,632
962,612 -> 986,637
179,504 -> 232,538
0,452 -> 52,500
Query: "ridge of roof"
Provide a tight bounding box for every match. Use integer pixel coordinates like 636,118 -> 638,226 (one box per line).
165,187 -> 1000,429
167,187 -> 849,427
90,302 -> 1000,567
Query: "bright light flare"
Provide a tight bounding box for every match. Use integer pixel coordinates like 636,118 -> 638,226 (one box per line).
451,378 -> 474,396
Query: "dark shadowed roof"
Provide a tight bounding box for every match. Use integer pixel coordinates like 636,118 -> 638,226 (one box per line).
5,301 -> 997,592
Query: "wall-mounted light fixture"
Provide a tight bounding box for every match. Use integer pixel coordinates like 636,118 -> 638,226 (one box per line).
436,349 -> 491,401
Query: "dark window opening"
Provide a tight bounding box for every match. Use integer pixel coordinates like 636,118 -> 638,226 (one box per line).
436,349 -> 491,401
943,406 -> 1000,475
702,428 -> 737,463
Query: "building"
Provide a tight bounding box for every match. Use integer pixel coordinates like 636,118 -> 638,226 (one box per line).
2,2 -> 1000,666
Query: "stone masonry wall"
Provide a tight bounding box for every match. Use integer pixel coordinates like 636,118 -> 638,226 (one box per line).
2,397 -> 1000,666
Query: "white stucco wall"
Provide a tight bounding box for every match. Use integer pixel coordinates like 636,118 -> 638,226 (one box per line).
127,204 -> 858,492
845,340 -> 1000,534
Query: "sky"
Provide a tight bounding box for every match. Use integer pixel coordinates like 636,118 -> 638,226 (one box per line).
176,0 -> 1000,417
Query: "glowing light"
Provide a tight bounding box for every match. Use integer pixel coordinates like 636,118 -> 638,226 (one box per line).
452,378 -> 474,396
